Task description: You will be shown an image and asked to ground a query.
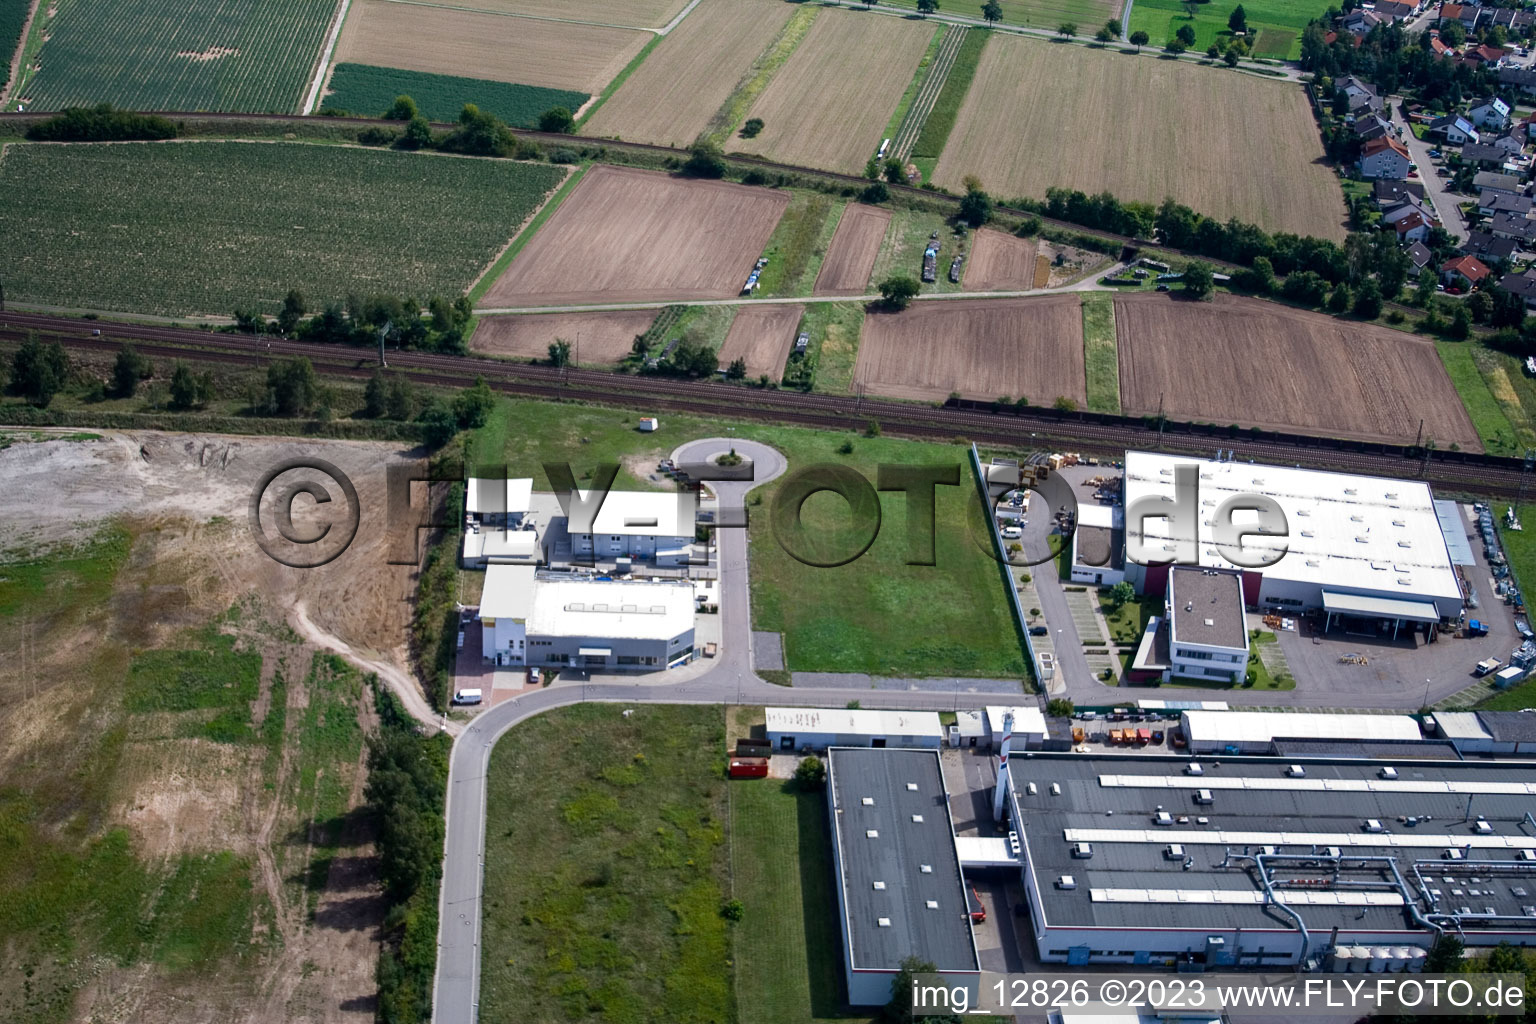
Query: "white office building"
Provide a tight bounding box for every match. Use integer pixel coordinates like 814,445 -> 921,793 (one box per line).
1166,567 -> 1249,684
565,490 -> 697,567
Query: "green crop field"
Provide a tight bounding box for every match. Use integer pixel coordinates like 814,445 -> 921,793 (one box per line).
13,0 -> 339,112
0,141 -> 567,316
1127,0 -> 1323,58
323,63 -> 586,127
0,0 -> 26,96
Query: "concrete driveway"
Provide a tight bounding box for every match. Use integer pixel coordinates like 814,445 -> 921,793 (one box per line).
1388,98 -> 1470,245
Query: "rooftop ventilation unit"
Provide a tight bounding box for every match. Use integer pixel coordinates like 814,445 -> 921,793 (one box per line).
1026,782 -> 1038,795
1186,763 -> 1204,776
1475,820 -> 1494,834
873,881 -> 887,891
1325,846 -> 1342,858
862,797 -> 875,806
878,917 -> 891,927
1519,850 -> 1536,862
920,864 -> 933,873
1288,765 -> 1306,777
1380,767 -> 1398,780
1195,789 -> 1214,805
1445,849 -> 1465,861
866,829 -> 880,838
1050,783 -> 1061,796
1156,811 -> 1175,826
1365,819 -> 1385,833
925,900 -> 939,910
906,783 -> 918,792
911,814 -> 924,823
1165,844 -> 1185,859
1057,875 -> 1077,890
1073,842 -> 1093,859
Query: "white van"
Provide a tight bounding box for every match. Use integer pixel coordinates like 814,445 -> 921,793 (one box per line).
1000,525 -> 1023,539
452,689 -> 483,706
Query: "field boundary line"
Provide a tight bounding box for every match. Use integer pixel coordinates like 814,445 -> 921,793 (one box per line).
302,0 -> 355,114
370,0 -> 660,32
658,0 -> 701,35
465,162 -> 586,307
574,32 -> 663,128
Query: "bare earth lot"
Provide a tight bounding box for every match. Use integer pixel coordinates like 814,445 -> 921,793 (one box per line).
853,295 -> 1086,403
1115,293 -> 1481,450
472,310 -> 658,364
440,0 -> 689,29
733,8 -> 935,174
814,203 -> 890,296
718,303 -> 804,380
583,0 -> 794,146
482,165 -> 789,306
335,1 -> 649,93
932,36 -> 1344,239
963,227 -> 1038,291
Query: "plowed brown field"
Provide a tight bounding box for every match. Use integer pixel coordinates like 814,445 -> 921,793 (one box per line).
1114,293 -> 1480,450
717,303 -> 803,381
963,228 -> 1037,291
583,0 -> 795,146
732,9 -> 935,174
335,2 -> 649,93
853,295 -> 1085,403
814,203 -> 890,296
471,310 -> 658,364
443,0 -> 689,29
481,165 -> 789,306
932,35 -> 1344,239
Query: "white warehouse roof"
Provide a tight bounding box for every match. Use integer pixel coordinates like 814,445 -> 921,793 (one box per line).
528,577 -> 695,641
466,477 -> 533,515
985,705 -> 1049,739
765,707 -> 943,740
1181,710 -> 1423,745
1434,711 -> 1493,742
479,564 -> 536,620
574,489 -> 695,538
1122,451 -> 1461,606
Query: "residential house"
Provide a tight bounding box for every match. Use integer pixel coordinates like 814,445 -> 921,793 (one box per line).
1440,3 -> 1480,30
1480,192 -> 1534,217
1395,210 -> 1433,242
1375,0 -> 1416,20
1380,193 -> 1438,226
1491,131 -> 1527,157
1462,45 -> 1511,68
1500,67 -> 1536,96
1338,75 -> 1382,114
1342,8 -> 1384,35
1442,254 -> 1492,289
1489,8 -> 1536,34
1374,179 -> 1427,204
1360,136 -> 1413,178
1469,97 -> 1513,130
1429,114 -> 1477,144
1405,240 -> 1435,270
1461,141 -> 1512,168
1355,113 -> 1394,142
1431,34 -> 1455,58
1499,269 -> 1536,311
1491,209 -> 1536,243
1473,170 -> 1523,196
1464,230 -> 1518,262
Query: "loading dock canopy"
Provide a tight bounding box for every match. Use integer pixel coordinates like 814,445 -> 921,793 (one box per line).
1321,590 -> 1440,623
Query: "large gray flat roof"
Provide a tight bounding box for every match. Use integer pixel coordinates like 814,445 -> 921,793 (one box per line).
1169,568 -> 1247,651
1010,754 -> 1536,936
828,748 -> 979,973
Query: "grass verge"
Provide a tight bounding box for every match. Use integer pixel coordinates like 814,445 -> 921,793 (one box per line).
910,28 -> 989,161
1082,295 -> 1120,413
1436,341 -> 1528,456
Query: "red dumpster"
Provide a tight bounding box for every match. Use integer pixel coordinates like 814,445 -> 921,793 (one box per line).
728,757 -> 769,779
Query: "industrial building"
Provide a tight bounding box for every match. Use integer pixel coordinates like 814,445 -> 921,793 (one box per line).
1179,710 -> 1424,755
1121,452 -> 1466,634
1434,711 -> 1536,756
1003,752 -> 1536,967
564,489 -> 697,567
766,707 -> 944,751
1069,502 -> 1126,586
478,564 -> 696,671
984,705 -> 1049,749
1167,568 -> 1250,684
462,476 -> 539,567
825,747 -> 981,1005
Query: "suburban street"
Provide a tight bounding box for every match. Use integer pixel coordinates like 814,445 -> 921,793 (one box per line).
1389,97 -> 1470,244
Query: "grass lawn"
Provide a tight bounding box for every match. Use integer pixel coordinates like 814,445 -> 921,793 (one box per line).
468,397 -> 1026,678
1126,0 -> 1321,58
911,28 -> 990,164
755,191 -> 843,298
869,208 -> 971,296
1099,589 -> 1160,646
803,301 -> 867,395
1436,340 -> 1536,456
675,303 -> 741,353
480,705 -> 732,1023
1081,295 -> 1120,413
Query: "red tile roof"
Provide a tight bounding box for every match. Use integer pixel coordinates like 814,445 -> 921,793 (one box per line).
1363,136 -> 1411,159
1442,255 -> 1491,282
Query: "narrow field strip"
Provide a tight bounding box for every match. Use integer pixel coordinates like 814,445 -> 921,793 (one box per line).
884,24 -> 949,160
910,26 -> 989,162
1082,295 -> 1120,413
701,3 -> 817,146
891,24 -> 966,162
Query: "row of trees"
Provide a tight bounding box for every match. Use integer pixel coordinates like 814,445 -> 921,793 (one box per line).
354,100 -> 543,160
7,336 -> 214,410
234,289 -> 475,355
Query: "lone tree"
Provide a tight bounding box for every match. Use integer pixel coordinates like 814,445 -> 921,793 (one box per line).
794,756 -> 826,790
883,157 -> 905,184
1183,260 -> 1215,299
860,180 -> 890,204
277,289 -> 307,335
112,342 -> 152,398
982,0 -> 1003,23
1166,37 -> 1188,54
169,360 -> 213,410
1175,23 -> 1197,46
537,106 -> 575,133
959,186 -> 993,226
877,275 -> 921,310
1228,4 -> 1247,33
548,339 -> 572,367
262,357 -> 318,416
915,0 -> 938,15
885,957 -> 963,1023
1106,18 -> 1122,35
1130,29 -> 1149,51
385,95 -> 417,121
10,335 -> 69,407
681,140 -> 726,178
740,117 -> 765,138
726,357 -> 747,379
1058,22 -> 1077,39
1224,46 -> 1240,66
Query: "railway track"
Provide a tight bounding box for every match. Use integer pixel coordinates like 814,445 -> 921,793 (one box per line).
3,310 -> 1530,499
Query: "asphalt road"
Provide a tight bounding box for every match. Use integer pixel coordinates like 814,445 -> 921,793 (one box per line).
1388,98 -> 1470,245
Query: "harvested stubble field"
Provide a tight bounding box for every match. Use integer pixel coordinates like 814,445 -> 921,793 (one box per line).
583,0 -> 794,147
443,0 -> 689,29
482,165 -> 789,307
717,303 -> 804,380
932,37 -> 1344,240
814,203 -> 890,296
471,310 -> 658,364
1114,293 -> 1481,450
963,228 -> 1038,291
853,295 -> 1086,403
0,141 -> 566,316
732,9 -> 936,175
14,0 -> 337,111
334,0 -> 649,94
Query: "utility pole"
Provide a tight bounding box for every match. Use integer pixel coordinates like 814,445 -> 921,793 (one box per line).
1415,418 -> 1423,448
1156,391 -> 1166,449
377,321 -> 392,368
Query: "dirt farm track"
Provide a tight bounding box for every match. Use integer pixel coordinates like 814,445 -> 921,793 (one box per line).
1115,293 -> 1482,451
482,165 -> 789,307
853,295 -> 1086,403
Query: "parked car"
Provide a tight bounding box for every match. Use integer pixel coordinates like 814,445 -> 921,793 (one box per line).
1029,625 -> 1049,636
527,666 -> 542,684
1000,525 -> 1023,539
1156,283 -> 1170,292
